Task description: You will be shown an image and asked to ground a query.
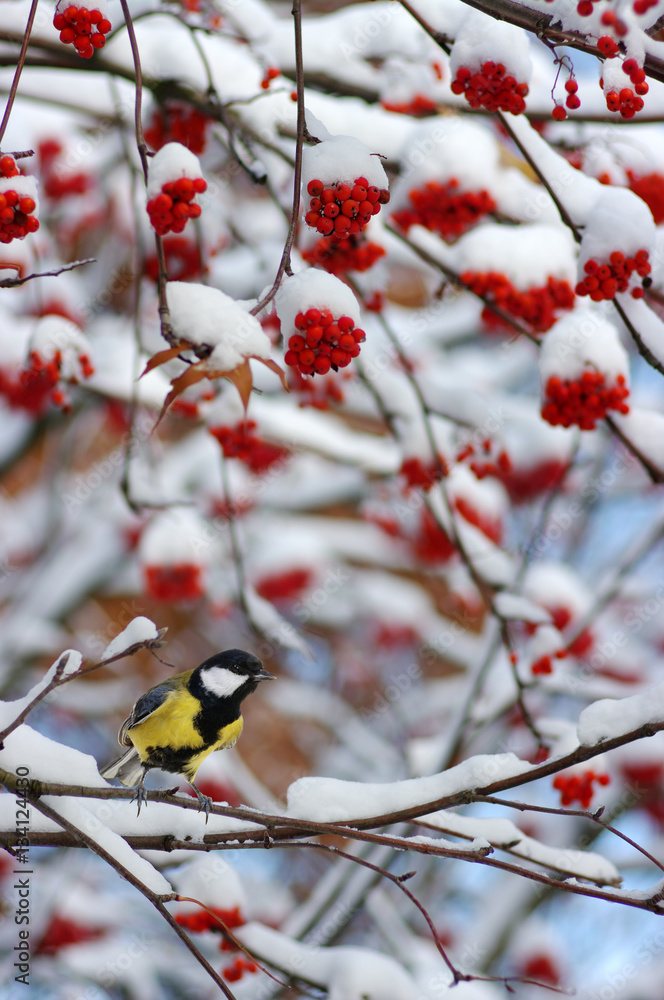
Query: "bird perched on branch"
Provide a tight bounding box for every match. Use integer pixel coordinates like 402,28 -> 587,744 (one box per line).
100,649 -> 274,818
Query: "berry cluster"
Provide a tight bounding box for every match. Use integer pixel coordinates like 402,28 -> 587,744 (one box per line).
0,155 -> 39,243
287,367 -> 346,408
53,4 -> 111,59
451,63 -> 529,114
260,66 -> 280,89
208,420 -> 288,474
553,769 -> 610,808
145,103 -> 209,154
605,87 -> 644,118
400,456 -> 446,491
0,349 -> 93,415
575,250 -> 651,300
634,0 -> 658,13
521,955 -> 561,986
304,178 -> 389,239
176,906 -> 245,935
147,176 -> 207,236
145,236 -> 205,282
144,563 -> 205,602
627,170 -> 664,224
455,495 -> 502,544
622,58 -> 649,96
38,139 -> 91,199
382,95 -> 437,116
37,916 -> 104,956
284,309 -> 365,377
493,458 -> 566,504
459,270 -> 575,333
621,762 -> 664,826
531,654 -> 553,675
541,372 -> 629,431
393,179 -> 496,242
302,234 -> 385,276
255,568 -> 312,602
413,508 -> 456,564
223,957 -> 258,982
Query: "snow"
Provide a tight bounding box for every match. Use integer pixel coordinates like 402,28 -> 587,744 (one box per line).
139,506 -> 214,568
302,134 -> 389,191
578,679 -> 664,745
449,9 -> 532,84
578,187 -> 656,274
171,855 -> 246,912
539,308 -> 630,384
0,171 -> 38,218
455,223 -> 576,290
286,752 -> 534,822
611,407 -> 664,472
494,593 -> 552,625
30,314 -> 91,378
101,616 -> 160,661
147,143 -> 205,198
274,268 -> 361,334
237,922 -> 421,1000
420,809 -> 620,884
0,650 -> 81,731
166,281 -> 271,370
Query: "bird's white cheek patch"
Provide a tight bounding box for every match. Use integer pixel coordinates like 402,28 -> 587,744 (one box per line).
200,667 -> 247,698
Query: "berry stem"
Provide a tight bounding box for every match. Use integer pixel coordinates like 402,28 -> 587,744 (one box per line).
0,0 -> 39,147
251,0 -> 305,317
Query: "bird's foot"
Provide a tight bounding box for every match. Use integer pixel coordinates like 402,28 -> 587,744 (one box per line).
190,782 -> 212,823
131,780 -> 149,817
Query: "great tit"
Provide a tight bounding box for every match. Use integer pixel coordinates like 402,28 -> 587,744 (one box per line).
100,649 -> 274,816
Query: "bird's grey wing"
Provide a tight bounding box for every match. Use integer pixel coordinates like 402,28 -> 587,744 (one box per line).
118,683 -> 174,746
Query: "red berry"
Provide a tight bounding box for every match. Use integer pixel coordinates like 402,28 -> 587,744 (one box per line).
552,105 -> 567,121
565,79 -> 578,93
307,179 -> 323,197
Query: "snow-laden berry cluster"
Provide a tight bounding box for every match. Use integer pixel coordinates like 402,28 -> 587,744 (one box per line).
139,508 -> 210,603
53,1 -> 111,59
575,188 -> 655,301
146,143 -> 207,236
276,270 -> 364,377
394,180 -> 496,241
0,155 -> 39,243
302,135 -> 389,240
539,311 -> 630,430
0,316 -> 94,415
145,102 -> 209,155
449,11 -> 531,115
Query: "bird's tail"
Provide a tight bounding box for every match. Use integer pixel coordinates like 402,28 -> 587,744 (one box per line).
100,747 -> 144,787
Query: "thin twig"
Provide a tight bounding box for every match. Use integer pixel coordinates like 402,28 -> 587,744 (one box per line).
250,0 -> 305,316
0,257 -> 96,288
0,0 -> 39,146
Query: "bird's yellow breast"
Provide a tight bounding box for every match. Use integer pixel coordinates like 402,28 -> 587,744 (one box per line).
127,687 -> 244,780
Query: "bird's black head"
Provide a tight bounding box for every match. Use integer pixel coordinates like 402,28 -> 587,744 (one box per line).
191,649 -> 274,705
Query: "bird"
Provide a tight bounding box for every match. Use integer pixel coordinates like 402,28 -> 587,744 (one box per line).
100,649 -> 274,818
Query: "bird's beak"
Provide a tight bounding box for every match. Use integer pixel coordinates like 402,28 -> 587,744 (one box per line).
256,668 -> 276,681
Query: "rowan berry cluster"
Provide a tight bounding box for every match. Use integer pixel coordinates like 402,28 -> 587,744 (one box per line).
284,309 -> 365,376
0,155 -> 39,243
147,176 -> 207,236
627,170 -> 664,224
302,234 -> 385,276
622,58 -> 649,95
287,367 -> 346,408
393,179 -> 496,241
531,654 -> 553,675
304,178 -> 389,239
493,458 -> 567,504
400,457 -> 446,491
145,104 -> 209,154
208,420 -> 288,474
460,270 -> 575,333
634,0 -> 658,13
0,349 -> 93,415
223,957 -> 258,982
455,495 -> 502,544
53,4 -> 111,59
37,916 -> 103,956
575,250 -> 651,300
145,236 -> 205,282
38,139 -> 90,200
382,95 -> 437,116
144,563 -> 204,602
451,63 -> 529,114
175,906 -> 245,934
413,508 -> 456,564
553,769 -> 610,808
255,568 -> 312,602
605,86 -> 644,118
599,8 -> 627,33
260,66 -> 280,89
541,372 -> 630,431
